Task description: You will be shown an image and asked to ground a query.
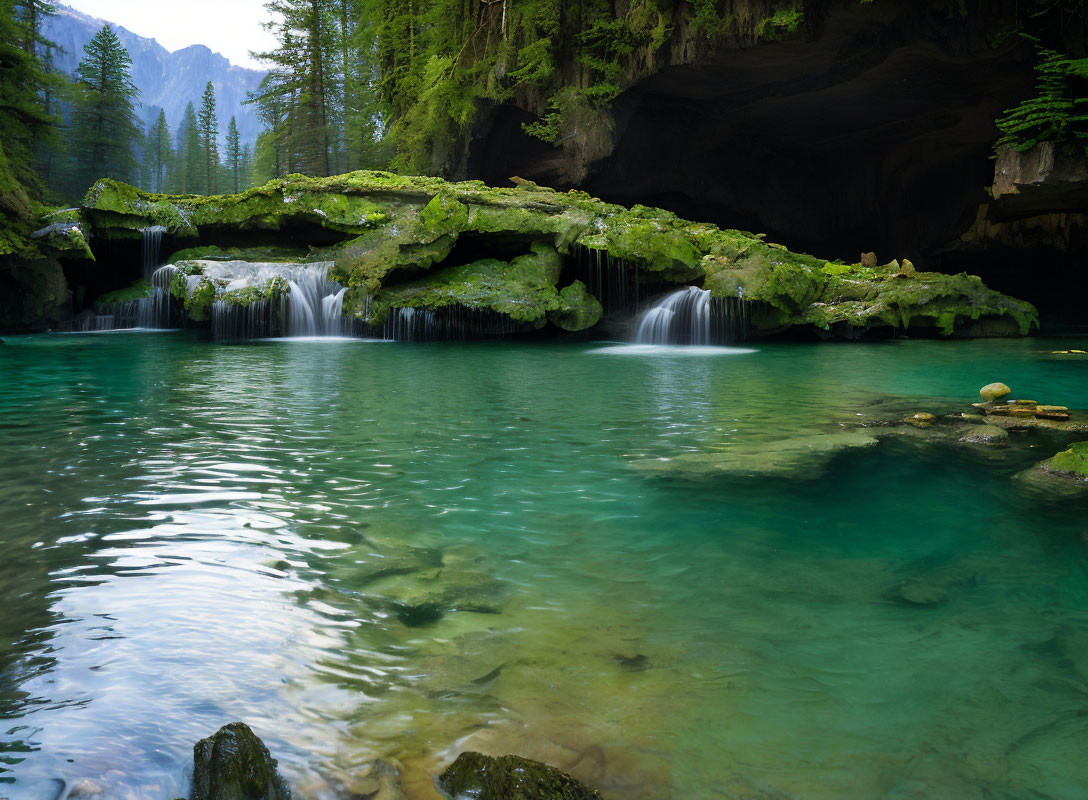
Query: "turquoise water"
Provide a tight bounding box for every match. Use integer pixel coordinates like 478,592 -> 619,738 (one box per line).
1,332 -> 1087,800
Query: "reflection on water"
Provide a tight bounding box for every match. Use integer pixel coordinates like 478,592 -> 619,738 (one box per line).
1,334 -> 1088,799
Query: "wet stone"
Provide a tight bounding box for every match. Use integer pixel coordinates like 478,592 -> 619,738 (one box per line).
438,752 -> 602,800
958,425 -> 1009,445
190,722 -> 291,800
980,383 -> 1012,402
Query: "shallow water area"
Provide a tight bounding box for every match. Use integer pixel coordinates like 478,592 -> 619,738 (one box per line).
2,332 -> 1088,799
587,343 -> 759,356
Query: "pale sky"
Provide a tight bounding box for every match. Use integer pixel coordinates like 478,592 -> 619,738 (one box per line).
65,0 -> 277,70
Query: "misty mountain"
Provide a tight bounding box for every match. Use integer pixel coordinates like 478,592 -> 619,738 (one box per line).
43,5 -> 267,148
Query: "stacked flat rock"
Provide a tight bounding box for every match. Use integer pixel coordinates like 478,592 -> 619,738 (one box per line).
973,383 -> 1072,421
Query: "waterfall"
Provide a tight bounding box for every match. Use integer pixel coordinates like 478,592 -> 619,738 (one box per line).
191,261 -> 348,340
570,246 -> 639,316
380,306 -> 522,341
140,226 -> 167,279
384,307 -> 436,341
634,287 -> 750,345
212,298 -> 286,341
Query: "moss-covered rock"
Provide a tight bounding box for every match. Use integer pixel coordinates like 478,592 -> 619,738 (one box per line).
78,171 -> 1039,339
366,242 -> 563,326
1041,442 -> 1088,479
438,752 -> 601,800
548,281 -> 603,332
167,245 -> 310,264
190,722 -> 291,800
94,279 -> 152,309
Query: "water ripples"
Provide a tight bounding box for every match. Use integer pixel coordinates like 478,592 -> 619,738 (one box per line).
2,334 -> 1088,799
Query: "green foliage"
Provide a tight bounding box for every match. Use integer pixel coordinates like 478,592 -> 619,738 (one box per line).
0,0 -> 58,254
755,8 -> 804,39
996,44 -> 1088,153
184,277 -> 217,321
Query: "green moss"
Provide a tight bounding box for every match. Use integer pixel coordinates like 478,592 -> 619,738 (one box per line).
94,280 -> 152,309
185,278 -> 217,322
548,281 -> 603,332
438,752 -> 601,800
369,243 -> 563,325
218,276 -> 290,307
74,171 -> 1039,339
1045,442 -> 1088,478
168,245 -> 309,263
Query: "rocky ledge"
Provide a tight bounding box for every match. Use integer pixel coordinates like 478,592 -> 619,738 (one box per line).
67,171 -> 1038,340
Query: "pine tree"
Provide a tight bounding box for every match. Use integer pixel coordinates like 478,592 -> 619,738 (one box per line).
253,0 -> 334,176
198,82 -> 220,194
145,109 -> 172,193
246,72 -> 289,180
172,100 -> 202,194
1,0 -> 58,202
240,143 -> 254,189
69,24 -> 141,193
16,0 -> 56,56
225,116 -> 242,193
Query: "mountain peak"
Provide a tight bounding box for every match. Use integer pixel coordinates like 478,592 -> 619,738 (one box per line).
45,6 -> 267,146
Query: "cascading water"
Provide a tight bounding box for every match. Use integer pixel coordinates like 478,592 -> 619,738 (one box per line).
140,226 -> 167,279
191,261 -> 349,340
635,287 -> 712,344
379,306 -> 522,341
633,287 -> 750,345
383,307 -> 436,341
570,245 -> 640,316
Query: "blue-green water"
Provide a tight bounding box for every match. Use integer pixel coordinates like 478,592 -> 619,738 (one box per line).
1,333 -> 1088,800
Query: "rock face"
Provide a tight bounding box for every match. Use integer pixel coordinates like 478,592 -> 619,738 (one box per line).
438,752 -> 601,800
75,172 -> 1038,341
190,722 -> 292,800
992,143 -> 1088,214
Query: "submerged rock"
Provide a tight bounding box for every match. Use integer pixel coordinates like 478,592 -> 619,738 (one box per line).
632,430 -> 880,479
437,752 -> 602,800
1015,442 -> 1088,496
903,412 -> 937,426
190,722 -> 291,800
957,424 -> 1009,445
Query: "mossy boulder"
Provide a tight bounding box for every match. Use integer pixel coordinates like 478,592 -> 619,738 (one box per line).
438,752 -> 601,800
94,279 -> 152,310
548,281 -> 603,332
78,171 -> 1039,340
190,722 -> 291,800
1040,442 -> 1088,480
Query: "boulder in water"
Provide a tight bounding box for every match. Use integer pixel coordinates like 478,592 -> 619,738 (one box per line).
1040,442 -> 1088,480
190,722 -> 291,800
438,752 -> 602,800
980,383 -> 1011,401
903,412 -> 937,426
